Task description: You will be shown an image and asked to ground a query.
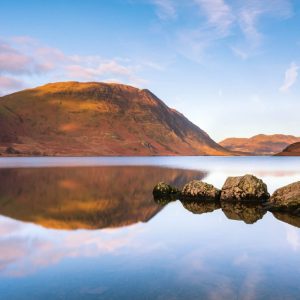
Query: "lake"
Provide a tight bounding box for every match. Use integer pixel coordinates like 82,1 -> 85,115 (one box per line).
0,156 -> 300,300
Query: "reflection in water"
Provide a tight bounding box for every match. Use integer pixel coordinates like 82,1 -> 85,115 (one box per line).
0,157 -> 300,299
221,202 -> 267,224
181,200 -> 220,215
0,166 -> 205,230
272,212 -> 300,228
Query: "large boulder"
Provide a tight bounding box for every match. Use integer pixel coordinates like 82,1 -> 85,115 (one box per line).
220,174 -> 269,202
268,181 -> 300,215
181,180 -> 220,201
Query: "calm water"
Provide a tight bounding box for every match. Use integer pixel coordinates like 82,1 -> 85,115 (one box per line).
0,156 -> 300,300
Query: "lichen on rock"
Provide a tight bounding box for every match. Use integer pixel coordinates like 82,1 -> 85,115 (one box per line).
220,174 -> 269,202
181,180 -> 220,201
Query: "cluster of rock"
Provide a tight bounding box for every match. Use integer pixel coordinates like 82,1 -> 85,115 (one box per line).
153,175 -> 300,222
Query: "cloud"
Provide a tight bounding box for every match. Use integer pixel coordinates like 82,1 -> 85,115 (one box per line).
0,76 -> 24,94
286,226 -> 300,251
149,0 -> 293,61
280,62 -> 299,92
152,0 -> 177,20
232,0 -> 293,58
0,36 -> 155,95
194,0 -> 234,35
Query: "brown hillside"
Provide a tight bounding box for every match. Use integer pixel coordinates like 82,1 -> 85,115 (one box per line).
220,134 -> 300,155
275,142 -> 300,156
0,82 -> 230,156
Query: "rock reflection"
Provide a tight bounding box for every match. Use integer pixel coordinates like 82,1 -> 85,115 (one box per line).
181,200 -> 220,215
272,212 -> 300,228
0,166 -> 205,230
221,202 -> 267,224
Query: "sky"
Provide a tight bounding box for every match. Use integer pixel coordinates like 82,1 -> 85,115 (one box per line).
0,0 -> 299,141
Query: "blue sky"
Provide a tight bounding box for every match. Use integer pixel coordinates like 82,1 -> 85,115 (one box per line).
0,0 -> 299,140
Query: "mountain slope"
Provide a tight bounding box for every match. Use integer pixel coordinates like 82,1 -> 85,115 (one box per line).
0,81 -> 230,156
275,142 -> 300,156
219,134 -> 300,155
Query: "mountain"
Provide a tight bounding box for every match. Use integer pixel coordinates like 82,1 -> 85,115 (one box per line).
219,134 -> 300,155
0,81 -> 230,156
0,166 -> 205,230
275,142 -> 300,156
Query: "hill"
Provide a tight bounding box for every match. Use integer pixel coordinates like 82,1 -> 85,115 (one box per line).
275,142 -> 300,156
0,82 -> 230,156
219,134 -> 300,155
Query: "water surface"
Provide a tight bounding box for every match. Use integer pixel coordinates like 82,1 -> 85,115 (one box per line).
0,157 -> 300,300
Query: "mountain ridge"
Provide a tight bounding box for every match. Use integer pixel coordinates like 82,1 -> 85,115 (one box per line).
220,134 -> 300,155
0,81 -> 231,156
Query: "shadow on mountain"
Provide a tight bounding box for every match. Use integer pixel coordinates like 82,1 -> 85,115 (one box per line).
181,200 -> 221,215
272,212 -> 300,228
221,202 -> 267,224
0,166 -> 205,230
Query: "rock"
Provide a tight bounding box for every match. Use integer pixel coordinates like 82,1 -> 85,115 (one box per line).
181,200 -> 220,215
153,182 -> 179,197
5,146 -> 21,155
180,180 -> 220,201
221,202 -> 267,224
220,174 -> 269,202
268,181 -> 300,214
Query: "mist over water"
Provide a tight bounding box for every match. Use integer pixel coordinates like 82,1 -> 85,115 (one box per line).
0,157 -> 300,300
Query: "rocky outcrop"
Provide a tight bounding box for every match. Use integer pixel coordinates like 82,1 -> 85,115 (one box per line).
220,174 -> 269,202
181,180 -> 220,201
153,182 -> 179,196
221,202 -> 267,224
153,182 -> 179,204
268,181 -> 300,214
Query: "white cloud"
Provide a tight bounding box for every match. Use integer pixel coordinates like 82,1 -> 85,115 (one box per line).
286,226 -> 300,251
152,0 -> 176,20
232,0 -> 293,59
149,0 -> 293,61
194,0 -> 234,35
280,62 -> 299,92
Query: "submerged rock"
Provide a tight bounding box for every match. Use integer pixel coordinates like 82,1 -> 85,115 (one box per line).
181,180 -> 220,201
181,200 -> 220,215
221,202 -> 267,224
220,174 -> 269,202
153,182 -> 179,197
268,181 -> 300,214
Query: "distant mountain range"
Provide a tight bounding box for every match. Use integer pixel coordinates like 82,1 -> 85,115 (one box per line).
219,134 -> 300,155
275,142 -> 300,156
0,82 -> 230,156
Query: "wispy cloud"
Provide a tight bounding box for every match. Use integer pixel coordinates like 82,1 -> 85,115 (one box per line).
280,62 -> 299,92
194,0 -> 234,35
152,0 -> 176,20
232,0 -> 293,59
150,0 -> 293,61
